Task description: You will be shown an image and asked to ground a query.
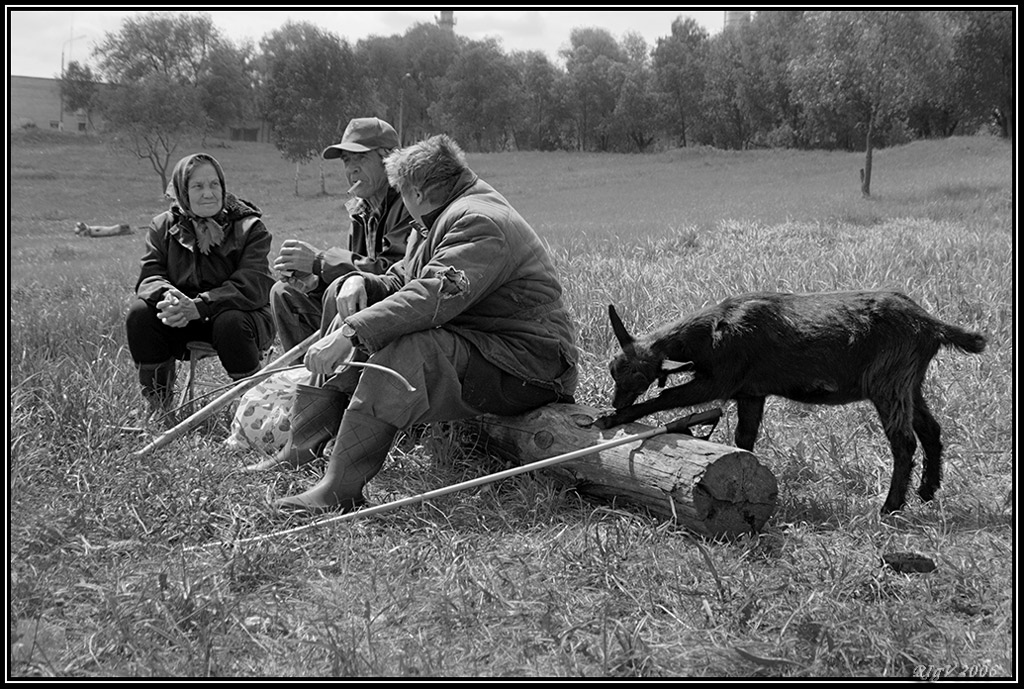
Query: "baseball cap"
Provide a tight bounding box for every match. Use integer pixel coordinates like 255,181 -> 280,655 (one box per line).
322,117 -> 400,158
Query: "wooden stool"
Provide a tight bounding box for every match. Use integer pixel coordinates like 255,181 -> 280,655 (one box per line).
178,341 -> 224,411
177,341 -> 274,412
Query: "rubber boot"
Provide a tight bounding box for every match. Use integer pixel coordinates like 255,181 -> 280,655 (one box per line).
243,383 -> 349,472
139,359 -> 177,423
275,410 -> 398,516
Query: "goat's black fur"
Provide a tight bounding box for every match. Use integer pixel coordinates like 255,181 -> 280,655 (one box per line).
594,291 -> 987,514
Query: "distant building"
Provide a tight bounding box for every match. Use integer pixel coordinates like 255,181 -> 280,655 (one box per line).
9,74 -> 270,141
724,11 -> 752,30
9,75 -> 100,133
436,11 -> 456,32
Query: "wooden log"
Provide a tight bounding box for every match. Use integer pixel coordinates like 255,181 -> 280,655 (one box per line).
470,403 -> 778,538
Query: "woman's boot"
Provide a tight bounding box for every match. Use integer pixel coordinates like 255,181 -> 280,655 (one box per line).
243,383 -> 349,472
138,359 -> 177,423
275,410 -> 398,515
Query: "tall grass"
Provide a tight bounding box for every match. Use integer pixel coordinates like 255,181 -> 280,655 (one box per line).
8,130 -> 1013,678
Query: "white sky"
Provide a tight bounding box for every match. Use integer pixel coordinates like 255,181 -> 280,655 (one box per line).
6,7 -> 727,79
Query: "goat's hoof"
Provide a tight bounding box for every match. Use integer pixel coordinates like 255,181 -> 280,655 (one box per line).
592,414 -> 619,430
880,502 -> 907,516
918,485 -> 938,502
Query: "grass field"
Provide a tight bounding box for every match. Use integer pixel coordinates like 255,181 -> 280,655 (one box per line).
8,130 -> 1015,678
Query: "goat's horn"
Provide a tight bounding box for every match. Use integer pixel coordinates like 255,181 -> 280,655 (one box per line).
661,359 -> 692,373
608,304 -> 636,354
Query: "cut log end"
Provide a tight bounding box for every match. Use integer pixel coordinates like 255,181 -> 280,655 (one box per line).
692,452 -> 779,538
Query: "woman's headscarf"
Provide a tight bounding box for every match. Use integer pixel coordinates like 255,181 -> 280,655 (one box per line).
165,153 -> 229,255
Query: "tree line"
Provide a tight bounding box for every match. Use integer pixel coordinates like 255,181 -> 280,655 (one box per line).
59,10 -> 1013,195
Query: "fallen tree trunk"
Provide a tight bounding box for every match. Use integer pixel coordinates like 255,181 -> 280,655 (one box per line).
470,403 -> 778,538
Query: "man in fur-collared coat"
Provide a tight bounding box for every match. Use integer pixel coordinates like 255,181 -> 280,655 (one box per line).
269,134 -> 579,516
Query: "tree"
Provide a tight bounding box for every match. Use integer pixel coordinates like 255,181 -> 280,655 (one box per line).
58,60 -> 98,130
652,17 -> 708,148
93,12 -> 253,187
951,10 -> 1014,140
100,75 -> 205,192
612,33 -> 659,152
261,21 -> 371,195
94,12 -> 250,134
899,12 -> 961,140
561,28 -> 628,151
790,11 -> 942,196
401,22 -> 461,144
509,50 -> 568,150
355,34 -> 408,141
95,12 -> 219,83
199,40 -> 258,136
701,26 -> 751,150
735,11 -> 810,148
431,38 -> 520,151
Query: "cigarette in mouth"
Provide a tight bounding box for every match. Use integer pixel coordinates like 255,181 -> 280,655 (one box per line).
347,180 -> 363,195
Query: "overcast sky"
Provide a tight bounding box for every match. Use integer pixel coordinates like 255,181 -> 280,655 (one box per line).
7,8 -> 727,79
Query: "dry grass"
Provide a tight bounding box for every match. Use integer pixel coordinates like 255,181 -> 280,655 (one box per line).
8,130 -> 1014,678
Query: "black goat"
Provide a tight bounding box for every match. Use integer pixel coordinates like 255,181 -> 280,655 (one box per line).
593,291 -> 987,514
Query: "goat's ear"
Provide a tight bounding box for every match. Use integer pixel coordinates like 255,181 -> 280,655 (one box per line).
608,304 -> 636,355
656,359 -> 692,387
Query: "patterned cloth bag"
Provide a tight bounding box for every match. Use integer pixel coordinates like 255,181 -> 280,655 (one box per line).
226,367 -> 312,454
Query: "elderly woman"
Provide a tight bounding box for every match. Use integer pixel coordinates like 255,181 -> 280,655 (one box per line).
125,152 -> 275,420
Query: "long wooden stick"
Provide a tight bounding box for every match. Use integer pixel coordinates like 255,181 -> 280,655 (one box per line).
185,408 -> 722,551
134,333 -> 319,458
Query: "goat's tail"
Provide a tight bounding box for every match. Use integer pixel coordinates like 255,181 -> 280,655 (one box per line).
939,323 -> 987,355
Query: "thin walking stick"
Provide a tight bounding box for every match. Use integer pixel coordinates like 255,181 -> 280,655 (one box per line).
167,361 -> 415,412
185,408 -> 722,552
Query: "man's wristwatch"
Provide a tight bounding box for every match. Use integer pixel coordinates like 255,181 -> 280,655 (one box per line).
340,322 -> 358,342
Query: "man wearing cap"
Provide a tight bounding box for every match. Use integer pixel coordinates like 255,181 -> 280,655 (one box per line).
247,118 -> 415,474
270,117 -> 415,351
